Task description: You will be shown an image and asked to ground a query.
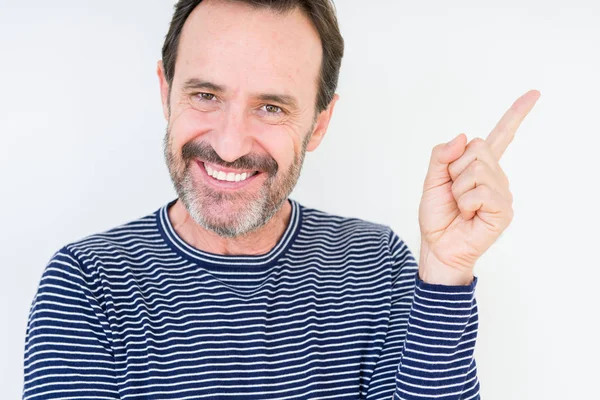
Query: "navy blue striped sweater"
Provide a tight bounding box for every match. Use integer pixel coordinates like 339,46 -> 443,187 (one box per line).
23,198 -> 480,399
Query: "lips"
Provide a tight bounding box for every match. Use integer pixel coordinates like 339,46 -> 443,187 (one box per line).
204,162 -> 258,182
196,160 -> 261,189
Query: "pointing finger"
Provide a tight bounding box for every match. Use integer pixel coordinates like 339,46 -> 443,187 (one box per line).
486,89 -> 541,160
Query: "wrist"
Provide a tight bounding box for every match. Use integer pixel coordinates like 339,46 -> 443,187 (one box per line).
419,243 -> 474,286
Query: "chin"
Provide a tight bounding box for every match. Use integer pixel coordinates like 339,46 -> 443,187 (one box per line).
184,190 -> 269,237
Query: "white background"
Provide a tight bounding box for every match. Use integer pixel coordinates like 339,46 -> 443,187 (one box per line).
1,1 -> 599,398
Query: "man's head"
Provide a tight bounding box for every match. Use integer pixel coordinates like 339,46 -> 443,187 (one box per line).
158,0 -> 344,238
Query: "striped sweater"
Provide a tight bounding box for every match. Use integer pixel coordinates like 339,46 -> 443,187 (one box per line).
23,198 -> 480,399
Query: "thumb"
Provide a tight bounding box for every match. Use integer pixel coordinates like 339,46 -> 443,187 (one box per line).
423,133 -> 467,191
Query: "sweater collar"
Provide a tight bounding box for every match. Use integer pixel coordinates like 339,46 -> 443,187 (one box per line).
156,197 -> 302,269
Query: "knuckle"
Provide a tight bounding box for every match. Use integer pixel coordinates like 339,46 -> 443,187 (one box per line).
468,137 -> 492,161
471,159 -> 486,175
448,162 -> 460,180
470,137 -> 486,146
480,184 -> 493,197
468,137 -> 486,151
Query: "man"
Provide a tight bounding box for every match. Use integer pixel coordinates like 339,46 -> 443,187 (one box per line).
22,0 -> 539,399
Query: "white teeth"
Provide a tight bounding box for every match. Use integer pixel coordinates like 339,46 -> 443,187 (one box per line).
203,163 -> 257,183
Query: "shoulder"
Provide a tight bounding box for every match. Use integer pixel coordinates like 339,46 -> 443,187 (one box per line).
292,201 -> 417,284
295,200 -> 398,249
69,207 -> 158,251
48,206 -> 162,276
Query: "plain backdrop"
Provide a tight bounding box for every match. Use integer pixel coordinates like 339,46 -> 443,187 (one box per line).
1,0 -> 599,398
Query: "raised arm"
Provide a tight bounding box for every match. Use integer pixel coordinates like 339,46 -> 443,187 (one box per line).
365,232 -> 479,400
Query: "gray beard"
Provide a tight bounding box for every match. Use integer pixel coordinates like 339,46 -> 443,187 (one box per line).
163,127 -> 312,238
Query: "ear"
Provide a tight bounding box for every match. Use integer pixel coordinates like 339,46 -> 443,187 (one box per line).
306,93 -> 339,152
157,60 -> 170,120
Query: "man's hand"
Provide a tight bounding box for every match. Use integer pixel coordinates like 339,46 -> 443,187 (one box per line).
417,90 -> 541,285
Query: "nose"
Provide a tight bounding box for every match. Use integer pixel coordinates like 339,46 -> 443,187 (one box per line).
210,104 -> 254,163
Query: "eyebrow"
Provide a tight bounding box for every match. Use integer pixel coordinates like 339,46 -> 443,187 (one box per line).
256,93 -> 299,110
182,78 -> 226,93
182,78 -> 300,110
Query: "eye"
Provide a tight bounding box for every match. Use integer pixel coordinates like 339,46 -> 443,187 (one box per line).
262,104 -> 282,114
198,92 -> 216,101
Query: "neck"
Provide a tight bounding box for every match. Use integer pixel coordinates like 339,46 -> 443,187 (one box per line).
167,198 -> 292,256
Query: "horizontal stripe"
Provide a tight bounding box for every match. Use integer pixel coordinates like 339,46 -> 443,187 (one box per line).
23,197 -> 479,399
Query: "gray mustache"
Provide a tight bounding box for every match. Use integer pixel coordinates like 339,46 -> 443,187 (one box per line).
181,141 -> 278,175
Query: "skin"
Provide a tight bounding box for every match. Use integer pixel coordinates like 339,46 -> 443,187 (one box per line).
419,89 -> 541,285
157,0 -> 338,256
157,0 -> 540,285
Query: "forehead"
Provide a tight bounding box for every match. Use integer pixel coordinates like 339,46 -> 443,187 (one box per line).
175,0 -> 323,102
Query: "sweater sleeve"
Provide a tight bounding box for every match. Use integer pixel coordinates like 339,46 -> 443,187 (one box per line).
22,246 -> 120,400
365,230 -> 480,400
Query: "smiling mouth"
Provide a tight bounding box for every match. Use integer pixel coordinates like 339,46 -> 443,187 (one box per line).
200,161 -> 260,183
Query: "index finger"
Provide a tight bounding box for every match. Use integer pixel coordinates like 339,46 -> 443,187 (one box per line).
486,89 -> 541,160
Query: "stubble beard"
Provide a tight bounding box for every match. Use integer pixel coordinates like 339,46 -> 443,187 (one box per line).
163,125 -> 312,239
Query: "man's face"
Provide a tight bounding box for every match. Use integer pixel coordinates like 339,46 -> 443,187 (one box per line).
159,0 -> 336,238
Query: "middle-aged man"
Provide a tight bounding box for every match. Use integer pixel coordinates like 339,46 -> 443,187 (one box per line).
23,0 -> 540,399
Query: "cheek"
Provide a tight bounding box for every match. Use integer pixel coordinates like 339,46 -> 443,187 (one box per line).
251,124 -> 303,172
169,102 -> 308,171
168,107 -> 217,150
